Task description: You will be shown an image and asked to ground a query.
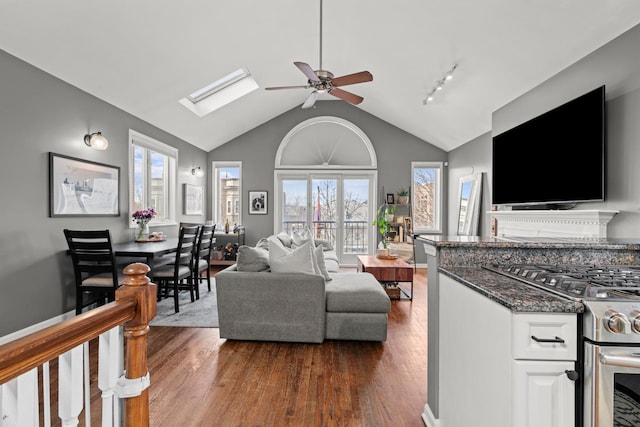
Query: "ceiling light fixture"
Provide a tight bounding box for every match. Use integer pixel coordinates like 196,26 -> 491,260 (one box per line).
423,64 -> 458,105
192,167 -> 205,177
83,132 -> 109,150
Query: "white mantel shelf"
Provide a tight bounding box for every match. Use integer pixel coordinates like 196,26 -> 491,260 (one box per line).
489,209 -> 619,239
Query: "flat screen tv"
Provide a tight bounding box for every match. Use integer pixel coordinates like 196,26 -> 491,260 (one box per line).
492,85 -> 605,207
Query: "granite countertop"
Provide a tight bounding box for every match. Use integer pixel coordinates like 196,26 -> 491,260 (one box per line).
415,235 -> 640,250
439,266 -> 585,313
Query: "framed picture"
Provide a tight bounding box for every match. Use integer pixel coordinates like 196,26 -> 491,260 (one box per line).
184,183 -> 204,215
386,193 -> 395,204
49,152 -> 120,217
248,190 -> 267,215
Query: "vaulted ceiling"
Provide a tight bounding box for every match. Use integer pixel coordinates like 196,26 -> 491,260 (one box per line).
2,1 -> 640,153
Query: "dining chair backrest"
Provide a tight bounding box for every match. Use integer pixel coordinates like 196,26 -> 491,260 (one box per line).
63,229 -> 119,314
64,229 -> 118,283
196,224 -> 216,263
174,225 -> 199,274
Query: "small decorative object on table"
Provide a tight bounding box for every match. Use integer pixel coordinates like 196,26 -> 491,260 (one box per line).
132,207 -> 155,241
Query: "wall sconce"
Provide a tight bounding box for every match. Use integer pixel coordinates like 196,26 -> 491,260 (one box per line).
192,167 -> 205,177
423,64 -> 458,105
84,132 -> 109,150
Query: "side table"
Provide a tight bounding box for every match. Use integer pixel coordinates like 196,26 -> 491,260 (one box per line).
356,255 -> 413,300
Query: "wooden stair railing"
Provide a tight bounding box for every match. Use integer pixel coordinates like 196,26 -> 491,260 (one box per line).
0,263 -> 157,427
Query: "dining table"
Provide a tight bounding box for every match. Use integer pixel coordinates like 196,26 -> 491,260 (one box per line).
113,238 -> 179,280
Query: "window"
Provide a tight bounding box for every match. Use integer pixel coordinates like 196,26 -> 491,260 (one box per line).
129,130 -> 177,226
411,162 -> 443,234
213,162 -> 241,226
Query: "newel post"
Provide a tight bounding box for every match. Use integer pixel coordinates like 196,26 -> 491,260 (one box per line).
115,262 -> 157,427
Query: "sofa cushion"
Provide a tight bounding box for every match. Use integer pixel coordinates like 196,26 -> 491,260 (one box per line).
325,273 -> 391,313
269,239 -> 316,275
314,238 -> 334,251
314,244 -> 332,281
236,245 -> 270,272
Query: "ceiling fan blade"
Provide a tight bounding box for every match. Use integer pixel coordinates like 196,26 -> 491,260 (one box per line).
294,61 -> 321,82
301,91 -> 319,109
331,71 -> 373,87
329,88 -> 364,105
265,85 -> 309,90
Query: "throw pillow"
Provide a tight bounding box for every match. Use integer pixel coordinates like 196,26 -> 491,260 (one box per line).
313,244 -> 332,281
269,239 -> 316,274
291,226 -> 315,248
314,238 -> 334,251
255,237 -> 270,250
275,232 -> 293,248
236,246 -> 270,272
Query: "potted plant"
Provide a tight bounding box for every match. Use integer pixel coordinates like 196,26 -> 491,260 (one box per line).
397,188 -> 410,205
372,204 -> 396,256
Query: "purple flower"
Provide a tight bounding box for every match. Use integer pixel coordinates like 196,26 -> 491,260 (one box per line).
132,208 -> 156,223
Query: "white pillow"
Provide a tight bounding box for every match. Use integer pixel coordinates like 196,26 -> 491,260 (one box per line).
291,226 -> 315,248
269,239 -> 316,274
314,244 -> 332,281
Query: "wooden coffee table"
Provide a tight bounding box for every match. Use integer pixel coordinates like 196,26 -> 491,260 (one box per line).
356,255 -> 413,300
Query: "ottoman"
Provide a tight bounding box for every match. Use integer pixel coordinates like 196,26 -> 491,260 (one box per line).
324,272 -> 391,341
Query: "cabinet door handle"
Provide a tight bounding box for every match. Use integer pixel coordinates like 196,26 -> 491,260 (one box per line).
531,335 -> 565,344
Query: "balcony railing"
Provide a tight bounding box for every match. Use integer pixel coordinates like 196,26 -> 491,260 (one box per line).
282,220 -> 369,253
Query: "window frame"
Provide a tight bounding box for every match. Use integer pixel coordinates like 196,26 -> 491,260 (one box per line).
212,161 -> 242,226
411,161 -> 443,234
128,129 -> 178,228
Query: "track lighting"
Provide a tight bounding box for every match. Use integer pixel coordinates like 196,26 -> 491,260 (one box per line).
423,64 -> 458,105
83,132 -> 109,150
192,167 -> 204,177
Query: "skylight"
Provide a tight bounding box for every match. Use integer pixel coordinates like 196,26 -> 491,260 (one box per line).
179,67 -> 258,117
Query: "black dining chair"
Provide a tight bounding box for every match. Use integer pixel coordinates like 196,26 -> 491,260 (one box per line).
153,225 -> 199,313
194,224 -> 216,295
63,229 -> 124,315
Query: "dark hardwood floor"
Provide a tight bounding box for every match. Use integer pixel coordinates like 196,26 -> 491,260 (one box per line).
145,267 -> 427,427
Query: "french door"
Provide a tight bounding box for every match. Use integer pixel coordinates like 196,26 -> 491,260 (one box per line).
275,171 -> 377,266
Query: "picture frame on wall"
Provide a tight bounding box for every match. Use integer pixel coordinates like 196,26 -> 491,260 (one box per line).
49,152 -> 120,217
184,183 -> 204,215
248,190 -> 267,215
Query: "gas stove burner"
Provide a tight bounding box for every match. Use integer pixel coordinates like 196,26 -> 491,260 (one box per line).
484,263 -> 640,302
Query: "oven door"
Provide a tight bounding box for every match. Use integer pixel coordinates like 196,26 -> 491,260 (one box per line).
584,342 -> 640,427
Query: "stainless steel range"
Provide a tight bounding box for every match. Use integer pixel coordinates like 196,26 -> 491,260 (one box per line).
485,264 -> 640,427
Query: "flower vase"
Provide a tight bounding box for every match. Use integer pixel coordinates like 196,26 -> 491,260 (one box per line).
135,222 -> 150,241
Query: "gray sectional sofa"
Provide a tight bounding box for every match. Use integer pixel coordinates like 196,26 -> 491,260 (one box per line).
214,231 -> 391,343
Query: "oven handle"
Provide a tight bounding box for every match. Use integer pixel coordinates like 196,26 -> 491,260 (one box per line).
599,352 -> 640,369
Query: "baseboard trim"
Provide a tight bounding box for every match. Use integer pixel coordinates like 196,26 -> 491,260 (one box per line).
0,310 -> 75,346
422,403 -> 441,427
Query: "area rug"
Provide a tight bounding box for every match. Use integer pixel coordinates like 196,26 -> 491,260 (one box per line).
150,282 -> 219,328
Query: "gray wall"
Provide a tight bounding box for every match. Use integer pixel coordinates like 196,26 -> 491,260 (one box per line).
490,22 -> 640,238
0,49 -> 208,336
207,100 -> 448,263
447,132 -> 492,236
448,22 -> 640,238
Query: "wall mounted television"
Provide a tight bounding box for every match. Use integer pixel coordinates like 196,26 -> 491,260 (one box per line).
492,85 -> 605,207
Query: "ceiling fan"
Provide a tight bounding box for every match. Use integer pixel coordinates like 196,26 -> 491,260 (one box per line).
265,0 -> 373,109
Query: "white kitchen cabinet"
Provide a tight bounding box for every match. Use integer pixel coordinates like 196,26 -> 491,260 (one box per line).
513,360 -> 576,427
438,273 -> 577,427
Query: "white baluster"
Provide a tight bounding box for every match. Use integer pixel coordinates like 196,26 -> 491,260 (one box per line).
58,345 -> 84,427
43,362 -> 51,427
83,343 -> 90,426
0,368 -> 39,427
98,327 -> 123,427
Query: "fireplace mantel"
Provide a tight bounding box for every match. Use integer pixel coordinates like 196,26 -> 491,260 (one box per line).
489,210 -> 618,239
